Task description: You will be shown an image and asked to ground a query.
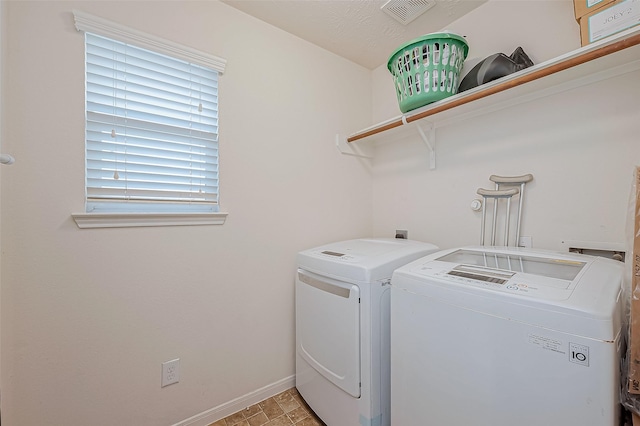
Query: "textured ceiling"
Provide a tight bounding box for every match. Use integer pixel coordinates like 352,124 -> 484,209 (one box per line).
220,0 -> 487,70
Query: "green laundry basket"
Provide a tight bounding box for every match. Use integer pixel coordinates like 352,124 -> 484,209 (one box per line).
387,32 -> 469,113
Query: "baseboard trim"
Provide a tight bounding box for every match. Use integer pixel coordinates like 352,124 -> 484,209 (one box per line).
173,375 -> 296,426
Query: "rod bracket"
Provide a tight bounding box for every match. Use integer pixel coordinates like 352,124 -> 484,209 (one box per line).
335,134 -> 373,159
415,123 -> 436,170
0,154 -> 15,165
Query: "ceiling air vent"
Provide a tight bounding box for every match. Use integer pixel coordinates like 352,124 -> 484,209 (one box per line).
381,0 -> 436,25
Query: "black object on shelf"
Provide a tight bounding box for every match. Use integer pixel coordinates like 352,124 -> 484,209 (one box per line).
458,47 -> 534,93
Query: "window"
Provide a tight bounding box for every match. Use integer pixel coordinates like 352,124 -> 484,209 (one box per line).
72,11 -> 227,228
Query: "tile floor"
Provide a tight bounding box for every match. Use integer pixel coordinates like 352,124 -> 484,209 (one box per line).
209,387 -> 326,426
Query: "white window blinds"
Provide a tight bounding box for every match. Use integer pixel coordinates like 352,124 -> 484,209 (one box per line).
85,33 -> 219,213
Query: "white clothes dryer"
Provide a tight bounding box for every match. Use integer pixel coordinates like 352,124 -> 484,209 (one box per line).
295,238 -> 439,426
391,246 -> 624,426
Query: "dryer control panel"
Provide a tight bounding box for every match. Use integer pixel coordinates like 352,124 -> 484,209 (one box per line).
312,250 -> 361,263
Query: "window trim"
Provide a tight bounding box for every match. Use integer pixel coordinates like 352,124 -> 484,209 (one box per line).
72,10 -> 228,229
73,10 -> 226,74
72,212 -> 228,229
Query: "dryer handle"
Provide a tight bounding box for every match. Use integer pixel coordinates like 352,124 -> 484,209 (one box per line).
297,271 -> 351,298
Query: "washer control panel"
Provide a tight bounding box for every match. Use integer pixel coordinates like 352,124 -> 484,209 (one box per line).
440,265 -> 541,295
415,261 -> 575,300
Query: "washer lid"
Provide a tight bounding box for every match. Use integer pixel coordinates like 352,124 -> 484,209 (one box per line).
297,238 -> 439,283
436,249 -> 587,287
391,247 -> 624,341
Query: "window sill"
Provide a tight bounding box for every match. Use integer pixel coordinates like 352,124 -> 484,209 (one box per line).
72,212 -> 228,229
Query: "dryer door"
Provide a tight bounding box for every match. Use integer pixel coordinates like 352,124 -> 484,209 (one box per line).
296,269 -> 361,397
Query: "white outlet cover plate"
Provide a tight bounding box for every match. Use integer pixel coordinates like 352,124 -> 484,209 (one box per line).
161,358 -> 180,387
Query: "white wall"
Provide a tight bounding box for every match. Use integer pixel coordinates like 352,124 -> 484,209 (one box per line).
0,1 -> 372,425
0,0 -> 5,415
2,0 -> 638,425
369,0 -> 640,251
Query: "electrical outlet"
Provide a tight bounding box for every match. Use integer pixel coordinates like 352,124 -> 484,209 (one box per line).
395,230 -> 408,239
161,358 -> 180,387
518,236 -> 532,248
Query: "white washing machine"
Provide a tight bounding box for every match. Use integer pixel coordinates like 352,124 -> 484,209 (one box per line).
295,238 -> 439,426
390,246 -> 624,426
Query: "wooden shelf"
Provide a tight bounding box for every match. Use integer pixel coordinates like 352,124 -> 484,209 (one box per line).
347,26 -> 640,144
